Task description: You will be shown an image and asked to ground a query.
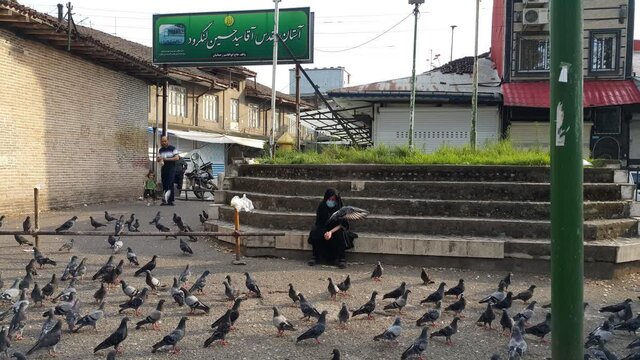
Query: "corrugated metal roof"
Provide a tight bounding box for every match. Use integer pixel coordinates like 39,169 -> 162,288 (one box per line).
503,80 -> 640,108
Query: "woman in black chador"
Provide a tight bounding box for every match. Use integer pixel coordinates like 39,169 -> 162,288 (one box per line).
307,188 -> 350,268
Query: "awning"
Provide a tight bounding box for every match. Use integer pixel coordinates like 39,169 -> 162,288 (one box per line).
147,127 -> 265,149
503,80 -> 640,108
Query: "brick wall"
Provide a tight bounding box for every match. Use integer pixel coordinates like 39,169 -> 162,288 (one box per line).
0,28 -> 149,215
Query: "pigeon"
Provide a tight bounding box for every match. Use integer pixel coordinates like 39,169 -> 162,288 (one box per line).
513,301 -> 537,324
181,287 -> 210,314
8,303 -> 27,340
31,282 -> 43,307
0,327 -> 10,358
600,299 -> 632,313
179,239 -> 193,255
107,235 -> 118,248
331,349 -> 341,360
189,271 -> 210,294
132,219 -> 140,231
60,255 -> 79,281
585,319 -> 614,347
106,351 -> 117,360
476,302 -> 496,329
73,302 -> 105,333
374,317 -> 402,343
151,317 -> 187,354
272,307 -> 296,336
111,238 -> 123,253
524,312 -> 551,342
327,278 -> 339,300
352,291 -> 378,320
22,216 -> 31,234
90,216 -> 107,230
178,264 -> 191,286
223,280 -> 240,301
500,309 -> 514,336
288,283 -> 300,305
13,235 -> 32,247
244,272 -> 262,298
150,211 -> 161,225
480,281 -> 507,304
444,278 -> 465,299
172,213 -> 184,229
126,248 -> 139,267
212,298 -> 243,329
105,211 -> 116,222
101,260 -> 124,286
199,214 -> 207,225
155,222 -> 174,237
39,309 -> 57,339
145,271 -> 166,292
297,310 -> 328,344
614,314 -> 640,334
94,317 -> 129,354
203,318 -> 231,347
337,275 -> 351,295
508,326 -> 527,360
512,285 -> 536,303
0,215 -> 4,229
298,293 -> 321,320
93,283 -> 107,304
93,256 -> 115,281
72,257 -> 87,280
443,292 -> 465,316
202,210 -> 209,220
10,353 -> 26,360
124,214 -> 135,227
58,238 -> 74,252
18,272 -> 32,291
25,319 -> 61,356
401,326 -> 429,360
53,292 -> 76,316
421,268 -> 435,285
430,316 -> 460,345
24,259 -> 38,277
120,281 -> 138,300
33,247 -> 56,267
55,216 -> 77,233
0,279 -> 21,302
338,302 -> 350,328
420,282 -> 446,305
52,279 -> 77,303
384,289 -> 411,314
134,255 -> 157,277
170,279 -> 185,307
493,292 -> 514,310
136,299 -> 166,331
383,282 -> 406,300
64,300 -> 81,332
41,274 -> 57,299
417,301 -> 442,327
327,206 -> 369,225
118,288 -> 148,316
371,261 -> 383,281
502,273 -> 513,290
114,220 -> 123,237
0,291 -> 28,321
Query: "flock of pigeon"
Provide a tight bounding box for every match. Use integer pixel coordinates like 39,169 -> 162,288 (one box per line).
0,210 -> 639,359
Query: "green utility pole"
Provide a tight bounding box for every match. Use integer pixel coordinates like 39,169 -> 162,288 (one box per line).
550,0 -> 584,358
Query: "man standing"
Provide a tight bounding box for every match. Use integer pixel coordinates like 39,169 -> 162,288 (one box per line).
157,136 -> 179,206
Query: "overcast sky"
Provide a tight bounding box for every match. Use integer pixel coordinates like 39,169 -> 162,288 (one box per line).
24,0 -> 640,94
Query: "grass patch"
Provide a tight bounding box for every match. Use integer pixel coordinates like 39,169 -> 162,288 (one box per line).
260,140 -> 551,166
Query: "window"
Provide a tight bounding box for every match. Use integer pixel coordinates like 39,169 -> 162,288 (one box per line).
590,32 -> 618,72
518,36 -> 550,72
202,95 -> 218,121
287,113 -> 296,133
230,99 -> 239,123
593,107 -> 621,134
249,104 -> 260,128
168,86 -> 187,117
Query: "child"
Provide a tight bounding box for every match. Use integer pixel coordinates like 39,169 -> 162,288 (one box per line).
143,171 -> 157,206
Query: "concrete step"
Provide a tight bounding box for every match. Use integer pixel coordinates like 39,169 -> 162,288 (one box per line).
239,164 -> 619,183
205,219 -> 640,279
230,177 -> 636,202
217,206 -> 638,241
221,190 -> 631,221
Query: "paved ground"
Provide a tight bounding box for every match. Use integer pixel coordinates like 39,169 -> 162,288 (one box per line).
0,199 -> 638,359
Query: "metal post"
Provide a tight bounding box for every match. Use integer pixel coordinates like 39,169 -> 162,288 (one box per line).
449,25 -> 457,62
232,209 -> 246,265
470,0 -> 480,150
33,187 -> 39,248
66,2 -> 71,51
270,0 -> 281,159
162,76 -> 168,137
408,0 -> 423,149
295,65 -> 301,151
550,0 -> 584,357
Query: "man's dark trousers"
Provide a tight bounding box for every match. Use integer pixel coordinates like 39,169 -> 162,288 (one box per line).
161,166 -> 176,204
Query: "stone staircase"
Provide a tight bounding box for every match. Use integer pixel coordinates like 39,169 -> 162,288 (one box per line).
205,164 -> 640,278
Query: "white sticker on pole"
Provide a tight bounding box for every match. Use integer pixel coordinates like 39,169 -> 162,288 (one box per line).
556,102 -> 566,147
559,62 -> 571,83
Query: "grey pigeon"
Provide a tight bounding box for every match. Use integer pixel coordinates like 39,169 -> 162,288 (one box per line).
479,281 -> 507,304
61,255 -> 79,281
150,211 -> 161,225
508,326 -> 527,360
18,272 -> 32,291
10,352 -> 26,360
33,247 -> 56,267
145,271 -> 166,292
0,279 -> 21,302
401,326 -> 429,359
55,216 -> 77,233
134,255 -> 157,277
8,303 -> 28,340
156,222 -> 175,238
151,317 -> 187,353
445,293 -> 466,316
477,302 -> 496,329
41,274 -> 57,299
93,317 -> 129,353
614,313 -> 640,334
120,280 -> 139,299
331,349 -> 341,360
421,268 -> 435,285
170,278 -> 185,306
93,256 -> 115,281
288,283 -> 300,305
31,282 -> 43,307
0,326 -> 10,358
500,309 -> 514,336
13,235 -> 32,247
524,312 -> 551,342
26,319 -> 61,356
126,248 -> 139,266
337,275 -> 351,294
444,278 -> 465,298
22,217 -> 31,233
600,298 -> 633,313
172,213 -> 184,229
202,210 -> 209,220
58,238 -> 74,252
502,273 -> 513,289
337,302 -> 350,328
296,310 -> 328,344
204,318 -> 231,347
0,291 -> 28,321
373,316 -> 402,342
181,287 -> 210,314
371,261 -> 383,281
298,293 -> 321,320
39,309 -> 56,340
211,299 -> 243,329
430,317 -> 460,345
512,285 -> 536,303
136,300 -> 165,331
513,301 -> 537,324
585,320 -> 614,347
223,280 -> 239,301
352,291 -> 378,320
417,301 -> 442,327
384,289 -> 411,314
90,216 -> 106,230
178,264 -> 191,286
244,272 -> 262,298
118,288 -> 148,316
420,282 -> 446,305
272,307 -> 296,336
104,211 -> 116,222
74,302 -> 105,332
25,260 -> 37,277
94,283 -> 107,304
493,292 -> 514,310
189,270 -> 210,294
179,239 -> 193,255
383,282 -> 406,300
327,278 -> 339,300
327,206 -> 369,225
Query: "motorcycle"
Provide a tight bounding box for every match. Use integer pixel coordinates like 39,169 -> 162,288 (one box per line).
185,153 -> 218,199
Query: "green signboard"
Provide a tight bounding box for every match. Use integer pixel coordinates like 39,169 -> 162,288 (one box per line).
152,8 -> 313,66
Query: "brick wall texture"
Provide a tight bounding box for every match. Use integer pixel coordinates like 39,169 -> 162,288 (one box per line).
0,28 -> 149,215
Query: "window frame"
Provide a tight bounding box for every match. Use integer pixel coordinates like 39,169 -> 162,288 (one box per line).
230,99 -> 239,123
588,30 -> 621,74
202,94 -> 218,122
248,104 -> 260,128
592,107 -> 622,135
517,34 -> 551,74
168,85 -> 187,117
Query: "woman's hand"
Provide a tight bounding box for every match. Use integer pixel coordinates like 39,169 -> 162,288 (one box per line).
323,231 -> 332,240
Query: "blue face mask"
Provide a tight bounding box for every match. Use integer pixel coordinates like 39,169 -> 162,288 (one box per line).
326,200 -> 337,208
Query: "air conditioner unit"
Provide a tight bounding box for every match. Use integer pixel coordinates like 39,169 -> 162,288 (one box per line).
523,8 -> 549,25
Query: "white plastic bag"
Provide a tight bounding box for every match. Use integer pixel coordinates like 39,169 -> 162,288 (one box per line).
230,194 -> 254,212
